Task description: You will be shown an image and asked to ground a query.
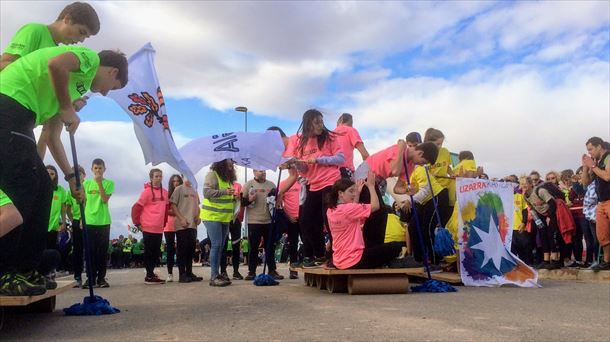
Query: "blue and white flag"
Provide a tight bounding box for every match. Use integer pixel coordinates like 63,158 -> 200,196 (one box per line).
106,43 -> 197,188
179,131 -> 285,174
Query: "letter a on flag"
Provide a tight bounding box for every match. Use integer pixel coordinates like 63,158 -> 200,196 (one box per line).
107,43 -> 197,188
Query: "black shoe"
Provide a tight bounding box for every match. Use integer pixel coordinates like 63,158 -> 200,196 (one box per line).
97,279 -> 110,288
28,270 -> 58,290
82,278 -> 92,289
389,256 -> 422,269
289,261 -> 302,269
209,276 -> 231,287
314,256 -> 327,265
591,262 -> 610,272
0,272 -> 46,296
73,278 -> 82,288
302,258 -> 319,268
219,272 -> 230,282
232,271 -> 244,280
244,272 -> 256,281
268,270 -> 284,280
179,274 -> 192,283
565,261 -> 580,268
289,271 -> 299,279
547,261 -> 561,270
188,273 -> 203,282
535,261 -> 550,270
144,274 -> 166,284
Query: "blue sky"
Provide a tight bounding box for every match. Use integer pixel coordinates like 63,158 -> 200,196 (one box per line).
2,1 -> 609,237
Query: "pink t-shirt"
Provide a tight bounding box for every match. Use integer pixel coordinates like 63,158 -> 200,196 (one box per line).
327,203 -> 371,269
365,145 -> 413,180
289,135 -> 341,191
334,125 -> 363,171
164,215 -> 175,232
280,179 -> 301,219
283,134 -> 300,158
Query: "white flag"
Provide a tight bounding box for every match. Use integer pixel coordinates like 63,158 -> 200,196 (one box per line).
106,43 -> 197,188
179,131 -> 285,174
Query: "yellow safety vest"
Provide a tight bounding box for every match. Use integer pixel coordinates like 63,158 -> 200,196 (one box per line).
201,172 -> 234,223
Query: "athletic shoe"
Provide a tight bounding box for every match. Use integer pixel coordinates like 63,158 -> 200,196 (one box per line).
268,270 -> 284,280
314,256 -> 327,265
97,279 -> 110,288
591,262 -> 610,272
145,274 -> 166,285
244,272 -> 256,281
302,258 -> 319,268
582,262 -> 592,268
28,270 -> 58,290
209,277 -> 231,287
535,261 -> 550,270
179,274 -> 192,283
289,271 -> 299,279
220,272 -> 230,282
232,271 -> 244,280
166,274 -> 174,282
588,262 -> 599,270
289,261 -> 302,269
547,261 -> 562,270
188,273 -> 203,282
82,278 -> 92,289
389,256 -> 422,269
73,278 -> 82,288
0,272 -> 46,296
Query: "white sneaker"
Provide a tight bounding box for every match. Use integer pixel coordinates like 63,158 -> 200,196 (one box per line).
167,274 -> 173,282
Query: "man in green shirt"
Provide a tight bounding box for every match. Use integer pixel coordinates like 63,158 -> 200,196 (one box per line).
0,2 -> 100,71
0,45 -> 127,296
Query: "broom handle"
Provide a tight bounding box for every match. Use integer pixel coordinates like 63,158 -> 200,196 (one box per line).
402,151 -> 432,280
423,165 -> 443,227
69,133 -> 96,299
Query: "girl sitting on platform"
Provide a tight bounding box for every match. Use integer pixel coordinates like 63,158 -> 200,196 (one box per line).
326,171 -> 402,269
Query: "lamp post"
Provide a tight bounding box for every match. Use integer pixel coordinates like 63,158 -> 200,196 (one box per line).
235,106 -> 248,182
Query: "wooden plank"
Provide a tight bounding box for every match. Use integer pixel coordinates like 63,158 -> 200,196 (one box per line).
0,280 -> 75,306
291,267 -> 425,276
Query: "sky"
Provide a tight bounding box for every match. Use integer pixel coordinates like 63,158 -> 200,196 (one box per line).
2,1 -> 609,239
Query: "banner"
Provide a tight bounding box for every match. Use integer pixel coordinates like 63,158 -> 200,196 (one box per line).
457,178 -> 538,287
179,131 -> 285,174
107,42 -> 197,188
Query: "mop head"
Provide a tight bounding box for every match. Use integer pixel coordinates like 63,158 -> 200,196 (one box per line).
64,295 -> 120,315
434,227 -> 456,257
411,279 -> 457,293
253,273 -> 279,286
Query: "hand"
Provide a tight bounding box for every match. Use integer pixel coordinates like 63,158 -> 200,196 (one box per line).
305,157 -> 317,164
546,217 -> 551,225
59,106 -> 80,134
68,178 -> 85,202
582,154 -> 595,168
179,217 -> 188,228
365,170 -> 376,188
225,188 -> 236,195
73,96 -> 88,112
60,223 -> 66,232
94,174 -> 103,183
476,166 -> 484,177
397,139 -> 406,150
518,224 -> 525,233
195,217 -> 201,226
356,179 -> 365,193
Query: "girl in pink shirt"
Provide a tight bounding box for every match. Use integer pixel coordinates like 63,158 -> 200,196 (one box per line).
163,174 -> 183,281
287,109 -> 344,267
131,169 -> 169,284
326,171 -> 402,269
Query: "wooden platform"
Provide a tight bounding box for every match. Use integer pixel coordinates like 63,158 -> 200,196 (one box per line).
537,269 -> 610,282
0,280 -> 75,313
292,267 -> 462,295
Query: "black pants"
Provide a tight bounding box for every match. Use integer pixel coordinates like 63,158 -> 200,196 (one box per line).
248,223 -> 276,273
571,216 -> 587,262
38,249 -> 61,276
511,230 -> 534,265
359,183 -> 388,248
276,209 -> 301,264
0,95 -> 53,274
176,228 -> 195,275
47,230 -> 58,250
164,231 -> 176,274
72,220 -> 84,279
221,220 -> 241,274
87,225 -> 110,283
583,220 -> 598,263
143,232 -> 162,277
408,189 -> 450,264
351,242 -> 403,269
300,186 -> 331,259
539,215 -> 560,254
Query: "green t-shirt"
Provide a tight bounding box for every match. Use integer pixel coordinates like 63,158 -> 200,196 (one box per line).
48,185 -> 68,232
0,189 -> 13,206
83,178 -> 114,226
3,23 -> 56,58
67,194 -> 81,220
0,45 -> 100,126
241,239 -> 249,253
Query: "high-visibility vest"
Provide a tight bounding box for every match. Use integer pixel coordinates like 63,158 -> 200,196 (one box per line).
201,172 -> 234,223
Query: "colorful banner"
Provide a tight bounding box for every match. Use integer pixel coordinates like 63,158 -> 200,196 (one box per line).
107,42 -> 197,188
457,178 -> 538,287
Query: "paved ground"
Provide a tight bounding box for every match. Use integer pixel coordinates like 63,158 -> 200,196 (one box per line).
1,264 -> 609,341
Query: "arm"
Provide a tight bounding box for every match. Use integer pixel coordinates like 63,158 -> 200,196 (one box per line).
203,172 -> 228,198
316,152 -> 345,166
171,203 -> 188,228
366,171 -> 380,213
355,142 -> 369,161
96,179 -> 111,203
131,203 -> 144,226
45,116 -> 83,201
48,52 -> 82,133
389,140 -> 407,177
585,155 -> 610,182
0,53 -> 19,71
66,202 -> 74,222
60,203 -> 67,230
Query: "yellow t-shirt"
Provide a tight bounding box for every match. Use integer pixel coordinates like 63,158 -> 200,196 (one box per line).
384,213 -> 406,243
429,147 -> 452,188
410,165 -> 443,204
513,193 -> 528,231
454,159 -> 477,176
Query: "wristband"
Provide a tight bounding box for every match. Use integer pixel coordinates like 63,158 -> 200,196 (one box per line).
64,173 -> 76,181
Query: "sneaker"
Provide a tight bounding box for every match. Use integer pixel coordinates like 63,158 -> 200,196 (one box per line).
302,258 -> 319,268
244,272 -> 256,281
289,261 -> 302,269
145,274 -> 166,285
220,272 -> 230,282
314,256 -> 327,265
232,271 -> 244,280
188,273 -> 203,282
582,262 -> 592,268
179,274 -> 192,283
565,261 -> 582,268
268,270 -> 284,280
547,261 -> 562,270
209,277 -> 231,287
0,272 -> 46,296
82,278 -> 92,289
166,274 -> 174,282
389,256 -> 423,269
27,271 -> 58,290
289,271 -> 299,279
535,261 -> 550,270
588,261 -> 600,270
97,279 -> 110,288
73,278 -> 82,288
591,261 -> 610,272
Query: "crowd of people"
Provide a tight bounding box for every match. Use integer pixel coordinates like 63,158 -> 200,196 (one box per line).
1,2 -> 609,297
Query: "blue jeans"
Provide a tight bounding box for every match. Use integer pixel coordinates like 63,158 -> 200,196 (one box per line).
204,221 -> 229,280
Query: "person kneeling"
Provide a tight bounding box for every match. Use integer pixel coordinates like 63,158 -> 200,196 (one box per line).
326,171 -> 402,269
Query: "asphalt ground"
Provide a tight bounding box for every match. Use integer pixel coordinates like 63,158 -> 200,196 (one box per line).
1,264 -> 609,341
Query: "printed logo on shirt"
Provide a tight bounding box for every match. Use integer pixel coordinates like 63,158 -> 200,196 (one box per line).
88,190 -> 98,195
53,195 -> 59,200
76,81 -> 86,96
303,148 -> 318,157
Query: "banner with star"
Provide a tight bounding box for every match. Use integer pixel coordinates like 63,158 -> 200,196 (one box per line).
457,178 -> 539,287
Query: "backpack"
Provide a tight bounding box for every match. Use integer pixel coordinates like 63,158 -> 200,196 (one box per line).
534,182 -> 565,201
